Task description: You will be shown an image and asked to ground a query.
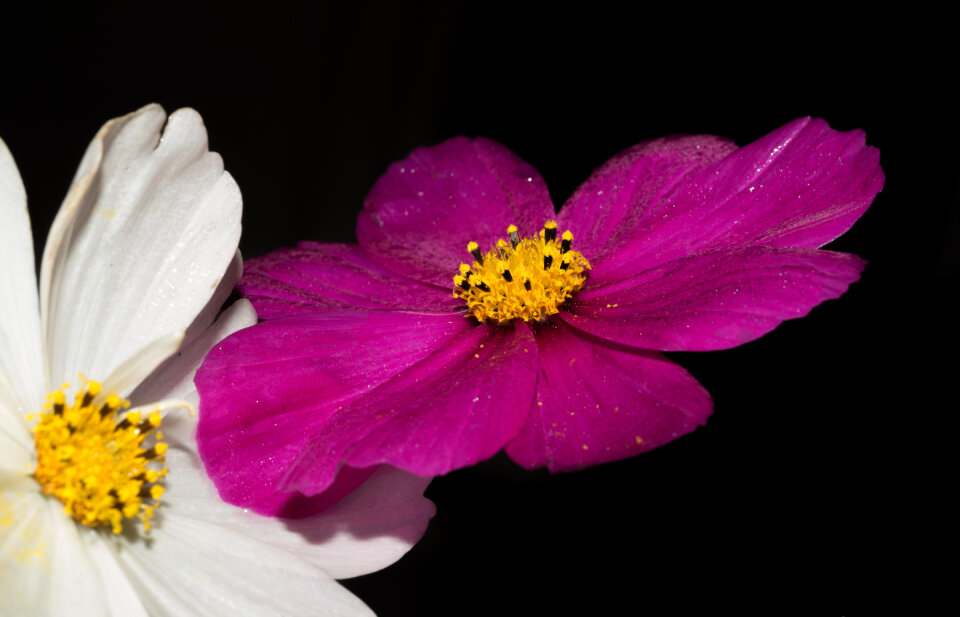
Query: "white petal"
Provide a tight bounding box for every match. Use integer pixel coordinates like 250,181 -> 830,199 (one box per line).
0,425 -> 32,473
182,249 -> 243,346
41,104 -> 242,386
161,445 -> 434,579
0,138 -> 46,442
0,488 -> 109,616
100,331 -> 185,399
115,514 -> 375,617
84,536 -> 150,617
126,297 -> 429,610
130,298 -> 255,409
130,299 -> 256,446
282,466 -> 435,578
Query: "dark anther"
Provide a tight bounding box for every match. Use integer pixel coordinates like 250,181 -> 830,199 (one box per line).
560,238 -> 572,253
543,255 -> 553,270
560,257 -> 571,270
116,417 -> 133,431
502,269 -> 513,282
459,278 -> 472,291
143,446 -> 163,460
53,402 -> 64,415
509,229 -> 520,248
543,225 -> 557,243
477,281 -> 491,292
470,246 -> 484,264
524,279 -> 532,291
138,419 -> 155,433
81,391 -> 95,407
99,402 -> 117,418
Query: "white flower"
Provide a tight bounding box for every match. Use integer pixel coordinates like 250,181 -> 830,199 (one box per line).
0,105 -> 434,616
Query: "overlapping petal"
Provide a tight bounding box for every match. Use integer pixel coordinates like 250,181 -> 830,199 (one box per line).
584,117 -> 883,285
238,242 -> 456,319
41,104 -> 242,385
506,321 -> 712,471
563,246 -> 866,351
556,134 -> 737,267
162,451 -> 434,579
357,137 -> 556,287
281,321 -> 537,495
197,310 -> 473,515
2,104 -> 430,617
115,514 -> 375,617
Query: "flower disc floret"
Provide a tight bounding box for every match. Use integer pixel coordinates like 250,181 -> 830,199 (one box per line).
453,221 -> 591,322
31,379 -> 168,534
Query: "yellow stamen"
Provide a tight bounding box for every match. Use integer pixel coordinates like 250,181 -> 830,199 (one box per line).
454,222 -> 590,322
30,379 -> 168,534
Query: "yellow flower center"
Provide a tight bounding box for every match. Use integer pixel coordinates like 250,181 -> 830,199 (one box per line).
31,379 -> 168,534
454,221 -> 591,323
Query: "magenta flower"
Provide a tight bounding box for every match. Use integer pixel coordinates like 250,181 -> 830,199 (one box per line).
196,118 -> 883,515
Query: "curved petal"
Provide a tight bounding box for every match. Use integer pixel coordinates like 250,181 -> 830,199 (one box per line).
588,117 -> 883,285
41,104 -> 242,386
161,446 -> 434,579
563,246 -> 866,351
196,310 -> 473,515
281,321 -> 537,495
114,514 -> 375,617
506,321 -> 712,471
238,242 -> 458,319
357,137 -> 556,287
0,138 -> 46,434
556,134 -> 737,267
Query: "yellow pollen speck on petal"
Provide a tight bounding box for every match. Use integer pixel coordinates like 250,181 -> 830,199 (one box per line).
582,444 -> 589,451
635,436 -> 644,444
30,380 -> 169,534
453,222 -> 590,323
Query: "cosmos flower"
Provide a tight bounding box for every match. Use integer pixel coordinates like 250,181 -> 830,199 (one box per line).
0,105 -> 433,616
195,118 -> 883,512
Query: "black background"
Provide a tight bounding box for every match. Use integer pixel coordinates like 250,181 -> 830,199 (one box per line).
2,4 -> 952,614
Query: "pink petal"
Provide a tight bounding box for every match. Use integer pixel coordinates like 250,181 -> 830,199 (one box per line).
195,310 -> 472,516
505,321 -> 712,471
562,246 -> 866,351
587,117 -> 883,285
556,134 -> 737,266
356,137 -> 556,288
280,322 -> 538,495
237,242 -> 457,319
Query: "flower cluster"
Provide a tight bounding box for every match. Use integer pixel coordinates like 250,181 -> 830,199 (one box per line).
0,105 -> 433,616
